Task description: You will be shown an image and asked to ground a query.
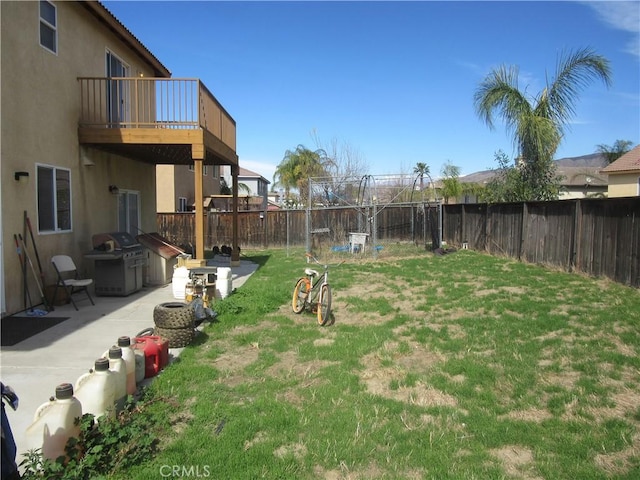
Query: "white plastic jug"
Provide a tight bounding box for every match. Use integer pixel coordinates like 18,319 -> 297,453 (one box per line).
106,347 -> 127,413
74,358 -> 115,421
133,348 -> 146,383
172,266 -> 190,300
216,267 -> 232,299
117,336 -> 137,395
24,383 -> 82,461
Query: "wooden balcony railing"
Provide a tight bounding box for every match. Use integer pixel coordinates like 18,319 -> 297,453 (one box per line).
78,77 -> 236,151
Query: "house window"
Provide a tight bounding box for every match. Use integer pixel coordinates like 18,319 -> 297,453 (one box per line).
188,163 -> 208,175
39,1 -> 57,54
37,165 -> 71,233
117,190 -> 140,236
178,197 -> 188,212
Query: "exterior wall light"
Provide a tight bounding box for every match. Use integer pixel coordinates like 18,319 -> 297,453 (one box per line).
109,185 -> 120,195
14,171 -> 29,183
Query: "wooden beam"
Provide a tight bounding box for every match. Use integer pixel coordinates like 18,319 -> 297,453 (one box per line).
192,142 -> 205,161
231,164 -> 240,264
193,145 -> 205,259
78,127 -> 202,145
203,129 -> 238,166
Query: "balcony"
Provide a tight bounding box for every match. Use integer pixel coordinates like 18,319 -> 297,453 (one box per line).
77,77 -> 237,166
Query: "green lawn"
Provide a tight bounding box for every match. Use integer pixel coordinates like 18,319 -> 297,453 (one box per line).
120,247 -> 640,479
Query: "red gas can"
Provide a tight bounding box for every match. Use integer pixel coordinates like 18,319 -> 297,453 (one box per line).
133,337 -> 161,378
146,335 -> 170,369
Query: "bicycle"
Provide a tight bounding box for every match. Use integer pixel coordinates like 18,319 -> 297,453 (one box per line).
291,253 -> 335,325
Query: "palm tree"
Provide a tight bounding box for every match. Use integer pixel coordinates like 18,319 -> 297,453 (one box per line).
597,140 -> 634,164
440,161 -> 462,204
474,47 -> 611,201
413,162 -> 430,191
273,145 -> 328,205
272,156 -> 297,200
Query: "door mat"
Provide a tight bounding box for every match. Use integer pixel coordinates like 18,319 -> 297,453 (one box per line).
1,316 -> 69,346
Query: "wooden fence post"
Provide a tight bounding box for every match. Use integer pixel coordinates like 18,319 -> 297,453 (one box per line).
519,202 -> 529,261
570,199 -> 582,272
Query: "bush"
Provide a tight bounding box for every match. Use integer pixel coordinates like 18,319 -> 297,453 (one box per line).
20,388 -> 173,479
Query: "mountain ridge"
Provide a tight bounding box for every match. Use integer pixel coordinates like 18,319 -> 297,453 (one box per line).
461,153 -> 608,184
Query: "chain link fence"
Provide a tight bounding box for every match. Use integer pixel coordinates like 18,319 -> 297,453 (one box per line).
305,174 -> 443,258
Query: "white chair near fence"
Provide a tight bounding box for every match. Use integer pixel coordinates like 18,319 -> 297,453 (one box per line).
349,232 -> 369,254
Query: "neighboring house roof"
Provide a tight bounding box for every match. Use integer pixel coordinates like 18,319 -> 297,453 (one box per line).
600,145 -> 640,174
82,1 -> 171,77
555,166 -> 607,188
239,167 -> 270,184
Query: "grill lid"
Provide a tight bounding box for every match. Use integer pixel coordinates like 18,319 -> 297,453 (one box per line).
92,232 -> 140,250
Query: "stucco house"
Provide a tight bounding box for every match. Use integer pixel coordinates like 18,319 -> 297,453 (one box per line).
157,164 -> 223,213
600,145 -> 640,197
198,167 -> 270,213
555,166 -> 608,199
1,1 -> 239,316
223,167 -> 270,212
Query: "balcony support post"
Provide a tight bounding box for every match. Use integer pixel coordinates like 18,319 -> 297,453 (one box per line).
192,144 -> 205,259
231,163 -> 240,265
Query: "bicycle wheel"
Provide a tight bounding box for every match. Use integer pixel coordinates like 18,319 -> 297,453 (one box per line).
317,284 -> 332,325
292,278 -> 310,313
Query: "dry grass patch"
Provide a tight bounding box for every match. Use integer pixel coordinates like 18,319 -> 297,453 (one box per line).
588,387 -> 640,421
275,388 -> 305,408
210,344 -> 260,387
313,461 -> 423,480
594,432 -> 640,476
266,350 -> 337,386
490,445 -> 543,480
430,306 -> 479,322
361,365 -> 458,407
540,369 -> 580,389
273,441 -> 307,460
425,320 -> 467,340
244,430 -> 269,451
340,273 -> 388,297
360,342 -> 456,408
500,407 -> 553,423
314,337 -> 335,347
609,335 -> 638,357
167,396 -> 196,436
332,305 -> 390,326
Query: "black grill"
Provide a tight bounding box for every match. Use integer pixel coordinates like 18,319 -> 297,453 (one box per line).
85,232 -> 146,296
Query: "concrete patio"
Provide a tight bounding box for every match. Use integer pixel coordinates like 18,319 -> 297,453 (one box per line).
0,258 -> 258,462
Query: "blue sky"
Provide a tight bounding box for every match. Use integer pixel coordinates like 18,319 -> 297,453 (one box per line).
103,1 -> 639,181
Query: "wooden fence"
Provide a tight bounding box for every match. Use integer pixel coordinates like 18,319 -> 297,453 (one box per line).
157,197 -> 639,287
156,204 -> 441,252
443,197 -> 639,287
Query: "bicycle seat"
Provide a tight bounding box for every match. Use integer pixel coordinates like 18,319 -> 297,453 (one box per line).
305,268 -> 319,277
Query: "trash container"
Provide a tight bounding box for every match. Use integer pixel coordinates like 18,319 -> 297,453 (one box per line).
136,233 -> 184,286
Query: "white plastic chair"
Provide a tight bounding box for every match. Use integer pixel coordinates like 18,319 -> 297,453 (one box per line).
51,255 -> 95,311
349,232 -> 369,254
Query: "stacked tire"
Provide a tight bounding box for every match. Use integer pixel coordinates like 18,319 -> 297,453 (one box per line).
153,302 -> 196,348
